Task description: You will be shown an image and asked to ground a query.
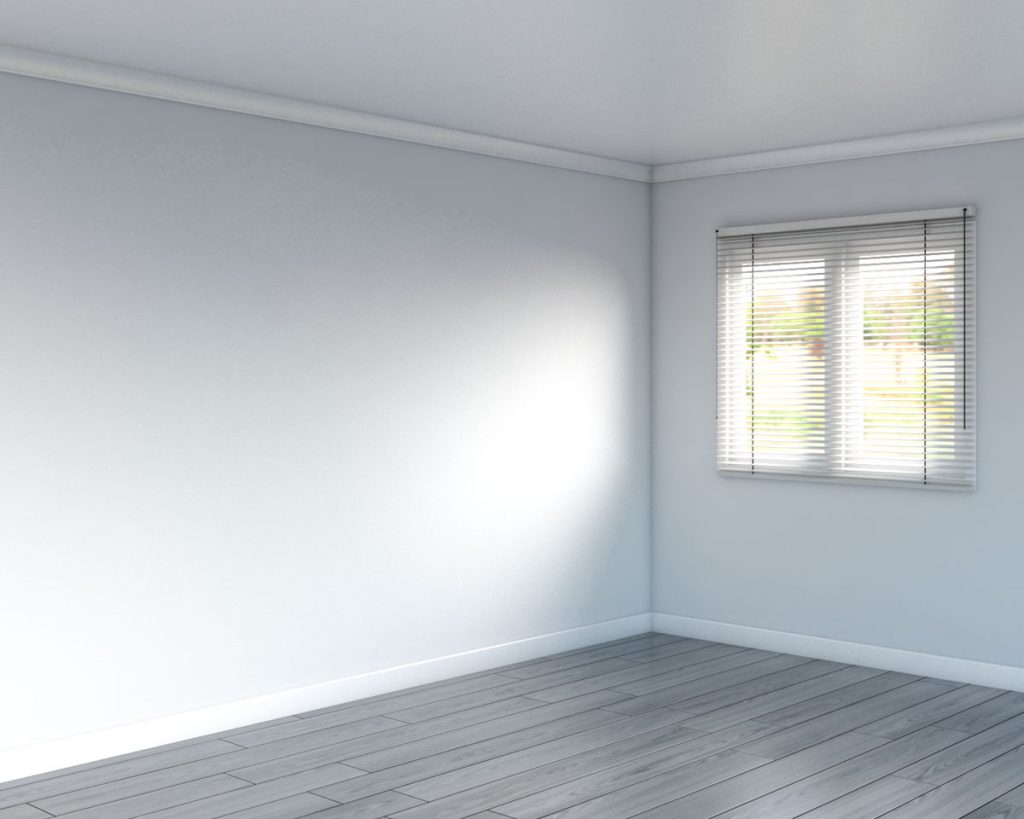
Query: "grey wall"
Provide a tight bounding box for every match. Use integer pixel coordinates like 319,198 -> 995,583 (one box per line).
0,73 -> 651,751
10,60 -> 1019,759
653,140 -> 1024,668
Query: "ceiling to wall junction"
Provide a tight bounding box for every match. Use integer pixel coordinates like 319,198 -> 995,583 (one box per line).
1,0 -> 1023,165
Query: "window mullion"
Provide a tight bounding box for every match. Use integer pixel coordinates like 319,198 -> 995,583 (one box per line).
824,245 -> 844,475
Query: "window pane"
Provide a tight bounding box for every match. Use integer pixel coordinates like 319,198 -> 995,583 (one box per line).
845,249 -> 959,479
748,259 -> 826,470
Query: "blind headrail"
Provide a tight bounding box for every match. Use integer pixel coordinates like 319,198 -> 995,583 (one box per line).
718,207 -> 976,238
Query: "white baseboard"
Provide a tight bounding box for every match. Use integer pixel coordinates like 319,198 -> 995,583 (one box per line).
0,613 -> 652,783
15,610 -> 1016,785
653,612 -> 1024,693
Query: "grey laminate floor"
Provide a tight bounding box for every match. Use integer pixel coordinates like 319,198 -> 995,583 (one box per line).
4,633 -> 1024,819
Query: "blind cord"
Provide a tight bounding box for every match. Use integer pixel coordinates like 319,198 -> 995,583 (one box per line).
923,221 -> 928,485
963,207 -> 968,432
750,234 -> 755,474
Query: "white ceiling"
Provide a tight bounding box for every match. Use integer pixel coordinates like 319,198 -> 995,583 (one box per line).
1,0 -> 1023,166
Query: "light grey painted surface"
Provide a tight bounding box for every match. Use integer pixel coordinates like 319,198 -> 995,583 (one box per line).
0,72 -> 651,751
652,139 -> 1024,668
3,1 -> 1024,163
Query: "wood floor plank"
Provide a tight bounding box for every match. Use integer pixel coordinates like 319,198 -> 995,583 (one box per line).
380,719 -> 724,815
615,638 -> 716,663
935,692 -> 1024,735
0,740 -> 242,810
398,749 -> 766,819
861,685 -> 1003,739
611,648 -> 778,696
963,802 -> 1024,818
383,658 -> 637,722
244,711 -> 627,793
57,773 -> 250,819
344,690 -> 630,771
616,731 -> 888,819
215,792 -> 341,818
300,790 -> 423,817
392,719 -> 713,810
31,746 -> 362,814
1001,782 -> 1024,806
667,659 -> 848,716
229,745 -> 372,784
0,806 -> 51,819
897,713 -> 1024,785
756,670 -> 921,726
497,635 -> 683,680
307,708 -> 634,802
882,747 -> 1024,818
796,775 -> 935,819
680,665 -> 884,731
710,726 -> 967,819
525,644 -> 750,703
390,708 -> 699,802
492,720 -> 780,819
602,654 -> 814,716
740,680 -> 954,758
613,642 -> 751,676
122,764 -> 365,819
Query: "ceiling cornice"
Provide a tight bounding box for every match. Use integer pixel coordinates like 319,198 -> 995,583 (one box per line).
0,44 -> 652,183
652,117 -> 1024,182
4,43 -> 1024,186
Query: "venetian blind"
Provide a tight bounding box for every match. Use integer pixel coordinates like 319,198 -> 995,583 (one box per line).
716,208 -> 975,489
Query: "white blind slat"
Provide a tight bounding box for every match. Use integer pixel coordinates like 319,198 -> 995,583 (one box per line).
716,209 -> 976,489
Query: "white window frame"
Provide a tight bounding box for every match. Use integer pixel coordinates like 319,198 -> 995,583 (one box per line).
716,207 -> 976,491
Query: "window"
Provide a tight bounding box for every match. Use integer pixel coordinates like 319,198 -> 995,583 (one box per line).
716,208 -> 975,489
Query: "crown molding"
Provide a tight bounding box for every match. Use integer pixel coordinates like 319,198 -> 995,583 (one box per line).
652,117 -> 1024,182
5,43 -> 1024,186
0,44 -> 652,183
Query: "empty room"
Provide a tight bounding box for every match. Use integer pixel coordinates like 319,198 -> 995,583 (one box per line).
2,1 -> 1023,817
